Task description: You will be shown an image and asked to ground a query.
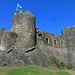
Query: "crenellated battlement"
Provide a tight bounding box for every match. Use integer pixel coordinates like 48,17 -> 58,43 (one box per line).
62,25 -> 75,36
0,28 -> 10,32
2,28 -> 5,31
62,25 -> 75,31
14,10 -> 35,18
72,25 -> 75,28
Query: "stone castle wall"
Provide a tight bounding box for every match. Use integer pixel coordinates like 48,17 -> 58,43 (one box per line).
0,10 -> 75,67
62,25 -> 75,66
36,29 -> 68,64
0,29 -> 16,50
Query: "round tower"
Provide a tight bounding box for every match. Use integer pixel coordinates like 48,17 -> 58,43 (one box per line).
11,10 -> 36,49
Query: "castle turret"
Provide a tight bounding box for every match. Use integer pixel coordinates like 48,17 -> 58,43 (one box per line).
62,25 -> 75,66
11,10 -> 36,49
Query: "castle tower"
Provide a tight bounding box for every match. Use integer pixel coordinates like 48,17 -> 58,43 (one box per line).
11,10 -> 36,49
62,25 -> 75,66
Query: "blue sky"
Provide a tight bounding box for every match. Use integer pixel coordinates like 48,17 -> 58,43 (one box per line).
0,0 -> 75,36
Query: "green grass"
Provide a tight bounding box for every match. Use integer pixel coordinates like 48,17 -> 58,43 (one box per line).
0,66 -> 74,75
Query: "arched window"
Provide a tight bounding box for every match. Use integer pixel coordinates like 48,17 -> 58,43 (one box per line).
54,40 -> 57,45
60,41 -> 64,46
61,42 -> 63,45
46,38 -> 49,44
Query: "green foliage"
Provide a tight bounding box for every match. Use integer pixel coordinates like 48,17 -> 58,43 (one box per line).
60,36 -> 62,38
52,56 -> 61,67
3,63 -> 6,66
60,62 -> 66,67
67,64 -> 73,69
51,33 -> 54,36
52,56 -> 73,69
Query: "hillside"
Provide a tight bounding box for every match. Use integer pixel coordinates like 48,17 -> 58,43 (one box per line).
0,66 -> 75,75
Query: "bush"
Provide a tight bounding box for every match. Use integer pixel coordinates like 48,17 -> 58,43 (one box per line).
52,56 -> 60,67
67,64 -> 73,69
60,62 -> 66,67
3,63 -> 6,66
52,56 -> 73,69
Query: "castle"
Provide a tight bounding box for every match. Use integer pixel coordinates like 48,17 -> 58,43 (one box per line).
0,10 -> 75,67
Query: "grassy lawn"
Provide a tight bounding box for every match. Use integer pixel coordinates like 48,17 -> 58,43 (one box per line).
0,66 -> 74,75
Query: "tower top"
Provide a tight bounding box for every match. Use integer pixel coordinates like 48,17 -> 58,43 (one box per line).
14,10 -> 35,18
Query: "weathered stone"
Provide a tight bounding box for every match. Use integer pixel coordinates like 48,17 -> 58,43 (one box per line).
0,10 -> 75,69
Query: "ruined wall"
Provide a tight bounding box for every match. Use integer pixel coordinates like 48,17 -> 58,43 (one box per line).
0,10 -> 75,67
0,29 -> 16,50
11,10 -> 36,49
0,28 -> 5,45
36,29 -> 68,64
62,25 -> 75,66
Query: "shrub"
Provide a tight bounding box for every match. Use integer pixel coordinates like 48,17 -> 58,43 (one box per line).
3,63 -> 6,66
60,62 -> 66,67
52,56 -> 60,67
52,56 -> 73,69
67,64 -> 73,69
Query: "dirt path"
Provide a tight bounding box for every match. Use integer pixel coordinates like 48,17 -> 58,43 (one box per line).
66,70 -> 75,75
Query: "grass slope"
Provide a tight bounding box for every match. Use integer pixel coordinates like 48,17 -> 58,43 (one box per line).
0,66 -> 75,75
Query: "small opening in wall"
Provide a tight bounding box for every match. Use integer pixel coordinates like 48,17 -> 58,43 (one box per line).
46,38 -> 49,44
36,29 -> 39,32
60,41 -> 63,46
38,34 -> 42,38
36,29 -> 39,30
54,40 -> 57,45
16,35 -> 18,37
61,41 -> 63,45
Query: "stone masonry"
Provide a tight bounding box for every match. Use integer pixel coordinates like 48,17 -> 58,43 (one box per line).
0,10 -> 75,67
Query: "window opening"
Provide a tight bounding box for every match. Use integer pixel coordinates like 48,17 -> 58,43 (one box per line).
54,40 -> 57,45
46,38 -> 49,44
38,34 -> 42,38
